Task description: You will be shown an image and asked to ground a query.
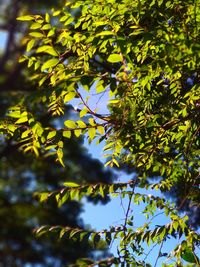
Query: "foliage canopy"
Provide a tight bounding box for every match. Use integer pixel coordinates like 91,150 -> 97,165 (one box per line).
1,0 -> 200,266
0,0 -> 114,266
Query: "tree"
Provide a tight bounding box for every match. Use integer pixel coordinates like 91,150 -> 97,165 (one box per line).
0,0 -> 114,266
1,0 -> 200,266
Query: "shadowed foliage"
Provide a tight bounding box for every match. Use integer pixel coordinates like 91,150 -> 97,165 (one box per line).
0,0 -> 114,266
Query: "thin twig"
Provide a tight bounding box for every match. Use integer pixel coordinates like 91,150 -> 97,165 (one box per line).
154,240 -> 164,267
143,242 -> 159,261
147,211 -> 165,226
75,88 -> 111,122
123,191 -> 134,228
121,179 -> 137,260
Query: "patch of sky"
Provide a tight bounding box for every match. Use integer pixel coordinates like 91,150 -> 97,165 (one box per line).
0,31 -> 8,51
67,79 -> 178,265
81,169 -> 181,266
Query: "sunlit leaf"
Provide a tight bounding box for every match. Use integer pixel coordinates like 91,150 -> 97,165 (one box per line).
64,120 -> 77,129
27,39 -> 35,52
63,182 -> 80,187
41,58 -> 59,71
17,15 -> 35,21
107,54 -> 122,63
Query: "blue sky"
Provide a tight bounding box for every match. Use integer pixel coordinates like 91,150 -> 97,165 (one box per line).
68,67 -> 178,265
0,32 -> 7,51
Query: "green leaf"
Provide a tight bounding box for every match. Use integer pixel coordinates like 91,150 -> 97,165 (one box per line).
52,10 -> 61,16
99,184 -> 105,197
15,116 -> 28,124
64,17 -> 74,25
21,129 -> 32,139
107,54 -> 122,63
30,22 -> 42,30
70,188 -> 79,200
57,148 -> 65,167
36,46 -> 58,56
88,127 -> 96,140
88,118 -> 96,126
41,24 -> 51,30
39,192 -> 49,202
17,15 -> 35,21
26,39 -> 35,52
47,131 -> 56,140
80,108 -> 88,118
41,58 -> 59,71
112,158 -> 119,167
77,120 -> 86,128
29,32 -> 44,38
96,31 -> 115,36
96,80 -> 105,93
181,247 -> 199,264
39,76 -> 47,86
45,13 -> 50,23
33,146 -> 39,157
64,120 -> 77,129
91,233 -> 101,247
7,111 -> 21,118
47,28 -> 55,37
35,226 -> 49,237
63,130 -> 72,138
74,129 -> 82,137
63,182 -> 80,187
97,126 -> 105,135
63,92 -> 76,103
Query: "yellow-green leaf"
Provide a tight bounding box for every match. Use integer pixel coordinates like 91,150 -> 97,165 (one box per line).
33,146 -> 39,157
88,127 -> 96,140
96,80 -> 105,93
77,120 -> 86,128
53,10 -> 61,16
21,129 -> 32,139
26,39 -> 35,52
41,24 -> 51,30
64,92 -> 76,103
63,130 -> 72,138
47,28 -> 55,37
45,13 -> 50,23
97,125 -> 105,135
17,15 -> 34,21
63,182 -> 80,187
112,158 -> 120,167
74,129 -> 82,137
107,54 -> 122,63
15,116 -> 28,124
80,108 -> 88,118
30,22 -> 42,30
57,148 -> 65,167
47,131 -> 56,139
41,58 -> 59,71
64,120 -> 77,129
29,32 -> 44,38
36,46 -> 58,56
89,118 -> 96,126
64,17 -> 74,25
7,111 -> 21,118
96,31 -> 115,36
